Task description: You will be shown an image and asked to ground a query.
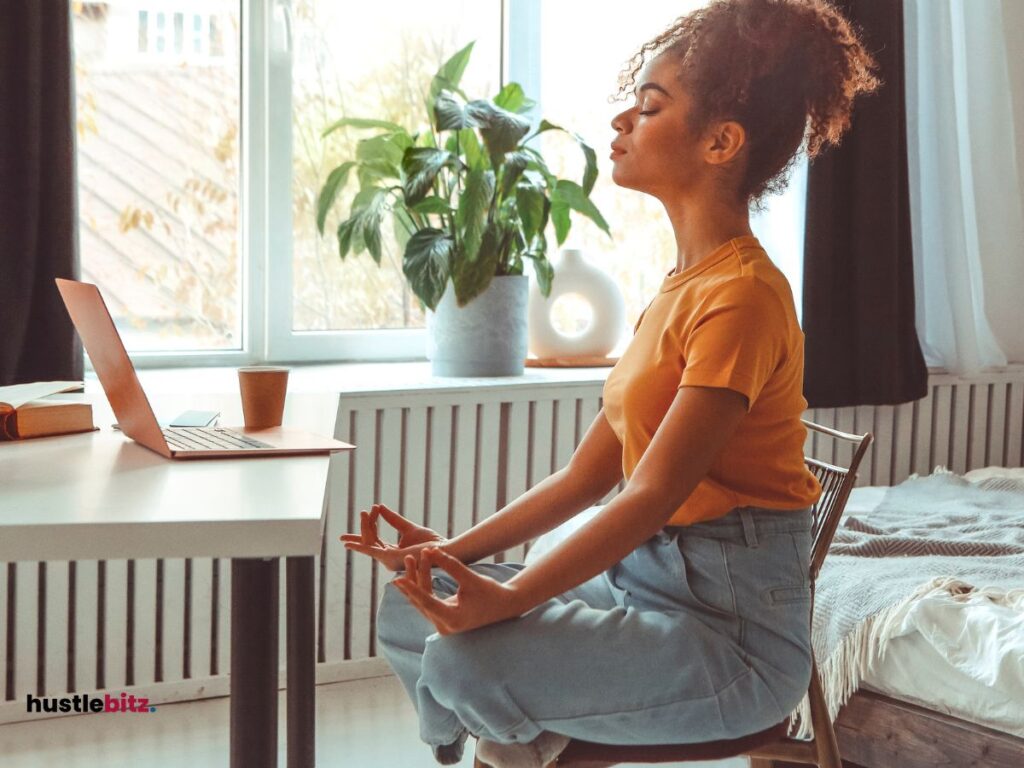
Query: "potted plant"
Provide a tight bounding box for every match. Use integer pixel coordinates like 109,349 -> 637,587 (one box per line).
315,40 -> 611,376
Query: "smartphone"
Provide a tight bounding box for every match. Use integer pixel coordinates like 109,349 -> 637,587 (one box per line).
168,410 -> 220,427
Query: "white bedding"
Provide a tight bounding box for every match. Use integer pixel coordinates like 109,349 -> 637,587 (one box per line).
525,480 -> 1024,738
841,486 -> 1024,737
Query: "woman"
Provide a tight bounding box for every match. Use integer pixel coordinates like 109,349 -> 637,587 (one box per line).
342,1 -> 880,766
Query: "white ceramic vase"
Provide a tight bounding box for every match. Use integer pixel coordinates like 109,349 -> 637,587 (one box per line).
426,275 -> 529,377
528,248 -> 626,358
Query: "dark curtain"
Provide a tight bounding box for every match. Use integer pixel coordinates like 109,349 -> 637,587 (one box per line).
0,1 -> 83,386
801,0 -> 928,408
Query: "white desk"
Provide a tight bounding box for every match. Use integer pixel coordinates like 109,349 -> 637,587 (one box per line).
0,389 -> 342,768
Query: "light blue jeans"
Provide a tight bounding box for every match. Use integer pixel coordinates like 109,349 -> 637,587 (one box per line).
375,504 -> 813,750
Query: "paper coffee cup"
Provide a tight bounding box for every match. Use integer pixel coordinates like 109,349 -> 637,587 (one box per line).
237,366 -> 290,428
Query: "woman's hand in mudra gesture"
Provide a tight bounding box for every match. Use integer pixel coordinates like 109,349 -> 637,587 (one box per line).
340,503 -> 446,572
392,547 -> 523,635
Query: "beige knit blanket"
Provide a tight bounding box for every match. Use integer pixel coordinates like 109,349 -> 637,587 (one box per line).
788,466 -> 1024,740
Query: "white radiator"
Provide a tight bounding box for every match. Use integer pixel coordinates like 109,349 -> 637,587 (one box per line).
3,368 -> 1023,724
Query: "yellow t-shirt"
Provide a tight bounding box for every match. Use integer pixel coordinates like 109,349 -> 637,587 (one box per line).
602,234 -> 822,526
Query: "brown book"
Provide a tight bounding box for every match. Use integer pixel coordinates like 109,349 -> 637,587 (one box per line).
0,399 -> 96,440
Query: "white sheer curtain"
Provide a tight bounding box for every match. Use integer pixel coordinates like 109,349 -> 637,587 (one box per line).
904,0 -> 1018,374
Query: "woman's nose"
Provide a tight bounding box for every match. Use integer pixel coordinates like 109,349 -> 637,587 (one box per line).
610,108 -> 632,133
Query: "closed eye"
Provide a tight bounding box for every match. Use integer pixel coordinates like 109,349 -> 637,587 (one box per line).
639,110 -> 657,116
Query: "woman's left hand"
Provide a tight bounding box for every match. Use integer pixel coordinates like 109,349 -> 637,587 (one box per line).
392,547 -> 525,635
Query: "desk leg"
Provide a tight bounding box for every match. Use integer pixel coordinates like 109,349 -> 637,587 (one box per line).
287,556 -> 316,768
231,557 -> 279,768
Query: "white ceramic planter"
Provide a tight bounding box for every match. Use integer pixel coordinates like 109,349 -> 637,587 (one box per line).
426,275 -> 529,377
528,248 -> 626,358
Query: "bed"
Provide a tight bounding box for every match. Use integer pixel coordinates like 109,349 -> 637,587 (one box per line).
523,467 -> 1024,767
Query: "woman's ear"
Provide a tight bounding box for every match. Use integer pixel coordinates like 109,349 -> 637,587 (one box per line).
705,120 -> 746,165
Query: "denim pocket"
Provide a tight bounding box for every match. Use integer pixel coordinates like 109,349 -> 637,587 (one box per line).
674,535 -> 737,619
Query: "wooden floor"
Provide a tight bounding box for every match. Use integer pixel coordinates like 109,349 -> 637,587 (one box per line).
0,674 -> 749,767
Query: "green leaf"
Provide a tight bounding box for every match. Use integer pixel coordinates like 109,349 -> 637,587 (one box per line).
356,135 -> 403,186
456,167 -> 495,263
520,146 -> 558,191
515,182 -> 545,239
401,147 -> 458,206
452,219 -> 502,306
554,179 -> 610,237
433,90 -> 470,132
392,205 -> 413,254
403,228 -> 454,311
531,120 -> 599,196
321,117 -> 406,139
459,128 -> 486,170
464,100 -> 532,165
356,135 -> 404,177
336,216 -> 359,260
550,198 -> 571,245
410,195 -> 456,215
316,161 -> 355,235
532,254 -> 554,296
429,41 -> 475,106
498,150 -> 529,201
493,82 -> 536,115
348,187 -> 389,265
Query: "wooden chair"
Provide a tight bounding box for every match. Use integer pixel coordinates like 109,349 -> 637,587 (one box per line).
473,418 -> 873,768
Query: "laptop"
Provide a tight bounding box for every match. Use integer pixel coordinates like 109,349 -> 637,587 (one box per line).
55,278 -> 356,460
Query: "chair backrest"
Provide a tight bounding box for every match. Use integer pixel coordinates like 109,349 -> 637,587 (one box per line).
800,419 -> 873,583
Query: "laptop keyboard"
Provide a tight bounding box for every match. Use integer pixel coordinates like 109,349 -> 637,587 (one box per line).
162,427 -> 274,451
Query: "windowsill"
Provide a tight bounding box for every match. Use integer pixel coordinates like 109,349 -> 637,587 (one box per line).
85,359 -> 615,397
81,359 -> 1024,398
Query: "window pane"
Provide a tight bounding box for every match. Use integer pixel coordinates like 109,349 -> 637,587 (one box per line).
539,1 -> 806,346
73,2 -> 242,351
291,0 -> 502,331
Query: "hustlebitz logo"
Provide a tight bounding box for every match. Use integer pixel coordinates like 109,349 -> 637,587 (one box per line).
26,692 -> 157,714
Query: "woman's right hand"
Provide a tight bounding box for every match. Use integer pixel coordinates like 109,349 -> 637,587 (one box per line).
340,503 -> 449,572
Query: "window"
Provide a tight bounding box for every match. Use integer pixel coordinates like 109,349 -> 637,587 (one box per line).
72,0 -> 806,368
74,1 -> 241,359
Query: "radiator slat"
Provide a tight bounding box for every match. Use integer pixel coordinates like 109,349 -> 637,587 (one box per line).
44,561 -> 69,696
133,559 -> 157,686
451,403 -> 477,546
476,401 -> 502,529
988,383 -> 1007,467
322,408 -> 351,664
970,383 -> 990,471
2,563 -> 8,700
893,400 -> 914,482
873,405 -> 895,486
403,406 -> 430,530
187,558 -> 212,680
73,560 -> 97,693
348,408 -> 378,661
425,405 -> 451,541
554,398 -> 577,475
163,558 -> 186,683
502,400 -> 529,564
372,407 -> 404,658
15,563 -> 38,699
1009,381 -> 1024,465
951,382 -> 971,474
215,557 -> 230,678
530,399 -> 554,492
103,560 -> 128,690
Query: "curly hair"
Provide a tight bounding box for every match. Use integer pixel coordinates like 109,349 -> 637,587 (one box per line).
611,0 -> 883,213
